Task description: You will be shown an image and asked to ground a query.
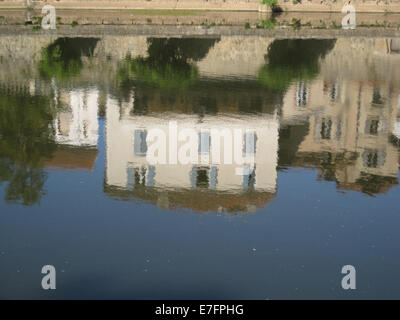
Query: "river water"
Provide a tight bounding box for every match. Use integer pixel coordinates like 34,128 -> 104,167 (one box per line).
0,35 -> 400,299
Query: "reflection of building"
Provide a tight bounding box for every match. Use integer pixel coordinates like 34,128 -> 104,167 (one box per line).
278,38 -> 400,195
281,77 -> 400,194
46,88 -> 100,171
105,93 -> 279,212
54,89 -> 99,147
3,34 -> 400,208
45,147 -> 98,171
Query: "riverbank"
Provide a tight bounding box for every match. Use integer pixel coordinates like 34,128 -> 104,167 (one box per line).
1,9 -> 400,31
1,0 -> 400,13
0,24 -> 399,38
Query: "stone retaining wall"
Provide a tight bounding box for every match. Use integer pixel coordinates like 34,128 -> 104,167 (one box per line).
1,0 -> 400,13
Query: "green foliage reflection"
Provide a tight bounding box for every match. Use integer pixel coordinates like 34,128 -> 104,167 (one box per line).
118,38 -> 219,90
0,91 -> 55,205
38,37 -> 99,81
258,39 -> 336,91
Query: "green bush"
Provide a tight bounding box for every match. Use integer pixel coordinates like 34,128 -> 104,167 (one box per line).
257,18 -> 277,30
261,0 -> 278,9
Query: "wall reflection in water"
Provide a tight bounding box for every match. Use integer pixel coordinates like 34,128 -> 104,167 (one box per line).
0,36 -> 399,212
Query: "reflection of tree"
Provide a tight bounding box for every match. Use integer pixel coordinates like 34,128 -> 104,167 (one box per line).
278,123 -> 309,167
38,37 -> 99,81
0,92 -> 55,205
258,39 -> 336,91
118,37 -> 219,91
0,163 -> 46,205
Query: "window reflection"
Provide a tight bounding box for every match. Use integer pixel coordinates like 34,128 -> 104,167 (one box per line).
296,82 -> 308,107
126,165 -> 155,189
243,132 -> 257,157
320,118 -> 332,140
190,166 -> 218,190
134,129 -> 148,157
365,117 -> 380,135
198,131 -> 211,155
372,88 -> 384,105
362,150 -> 386,168
243,166 -> 256,190
330,82 -> 338,101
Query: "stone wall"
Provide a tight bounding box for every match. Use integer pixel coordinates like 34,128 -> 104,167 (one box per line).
1,0 -> 400,13
2,9 -> 400,28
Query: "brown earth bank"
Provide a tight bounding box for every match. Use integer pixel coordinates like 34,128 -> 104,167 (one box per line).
1,0 -> 400,13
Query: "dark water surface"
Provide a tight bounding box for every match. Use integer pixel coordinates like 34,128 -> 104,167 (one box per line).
0,35 -> 400,299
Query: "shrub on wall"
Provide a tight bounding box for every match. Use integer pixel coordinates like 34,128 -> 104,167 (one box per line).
261,0 -> 278,9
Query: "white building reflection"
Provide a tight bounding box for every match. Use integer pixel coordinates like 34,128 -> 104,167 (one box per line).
54,89 -> 99,147
104,93 -> 279,212
281,51 -> 400,194
45,88 -> 100,171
